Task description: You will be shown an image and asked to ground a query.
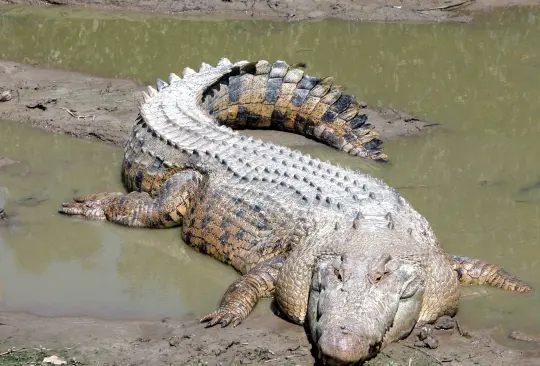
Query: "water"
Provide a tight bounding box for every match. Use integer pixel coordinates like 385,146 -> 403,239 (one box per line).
0,5 -> 540,339
0,121 -> 239,320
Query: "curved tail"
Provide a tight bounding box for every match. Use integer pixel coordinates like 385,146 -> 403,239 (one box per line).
450,255 -> 532,293
200,59 -> 388,162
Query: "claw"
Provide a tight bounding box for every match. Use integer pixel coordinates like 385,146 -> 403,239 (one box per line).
199,312 -> 215,324
200,309 -> 242,329
231,319 -> 242,327
58,192 -> 122,220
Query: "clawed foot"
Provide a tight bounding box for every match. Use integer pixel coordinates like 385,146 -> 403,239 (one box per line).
59,192 -> 123,220
200,308 -> 245,329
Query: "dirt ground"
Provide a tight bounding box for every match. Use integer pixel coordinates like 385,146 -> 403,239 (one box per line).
0,309 -> 540,366
2,0 -> 540,22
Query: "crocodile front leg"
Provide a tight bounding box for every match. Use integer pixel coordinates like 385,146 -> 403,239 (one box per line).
59,170 -> 205,228
201,255 -> 285,328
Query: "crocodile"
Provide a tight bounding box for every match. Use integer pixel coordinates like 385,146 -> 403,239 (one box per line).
58,59 -> 532,365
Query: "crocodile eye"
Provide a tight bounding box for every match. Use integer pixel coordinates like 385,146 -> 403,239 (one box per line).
371,270 -> 387,283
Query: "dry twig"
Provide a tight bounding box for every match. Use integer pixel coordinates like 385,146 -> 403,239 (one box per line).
455,319 -> 470,338
61,107 -> 95,121
415,0 -> 475,12
403,344 -> 443,365
396,184 -> 428,189
0,347 -> 25,357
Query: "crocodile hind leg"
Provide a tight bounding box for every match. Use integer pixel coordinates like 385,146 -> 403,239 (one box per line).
59,170 -> 205,228
450,255 -> 532,293
201,255 -> 285,328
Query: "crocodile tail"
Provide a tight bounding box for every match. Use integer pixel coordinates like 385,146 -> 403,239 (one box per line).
449,255 -> 532,293
201,59 -> 387,162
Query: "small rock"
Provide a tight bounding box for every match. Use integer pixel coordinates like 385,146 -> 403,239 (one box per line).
413,340 -> 425,348
0,209 -> 7,221
0,90 -> 11,102
434,315 -> 455,330
168,336 -> 180,347
439,354 -> 455,362
43,355 -> 67,365
26,101 -> 47,110
418,327 -> 430,341
424,336 -> 439,349
359,101 -> 368,108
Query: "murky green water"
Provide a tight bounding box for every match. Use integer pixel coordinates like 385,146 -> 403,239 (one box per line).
0,121 -> 240,320
1,5 -> 540,339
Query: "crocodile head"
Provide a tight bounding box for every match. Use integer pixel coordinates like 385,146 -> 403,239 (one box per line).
307,253 -> 425,365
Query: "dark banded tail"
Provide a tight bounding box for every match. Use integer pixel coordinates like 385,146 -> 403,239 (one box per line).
201,60 -> 388,162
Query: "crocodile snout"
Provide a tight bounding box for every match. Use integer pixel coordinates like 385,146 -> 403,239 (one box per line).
318,327 -> 377,365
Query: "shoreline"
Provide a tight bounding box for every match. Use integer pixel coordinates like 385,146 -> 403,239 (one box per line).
0,308 -> 538,365
1,0 -> 540,23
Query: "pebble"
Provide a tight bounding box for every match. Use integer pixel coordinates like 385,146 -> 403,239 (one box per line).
0,90 -> 12,102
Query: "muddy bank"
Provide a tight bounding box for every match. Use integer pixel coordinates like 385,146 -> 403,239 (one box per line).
2,0 -> 540,22
0,60 -> 433,149
0,61 -> 141,146
0,311 -> 539,365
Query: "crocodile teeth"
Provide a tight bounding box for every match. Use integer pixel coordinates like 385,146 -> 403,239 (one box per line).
199,62 -> 213,72
147,86 -> 158,97
156,78 -> 168,91
217,58 -> 232,67
168,73 -> 181,83
142,91 -> 151,103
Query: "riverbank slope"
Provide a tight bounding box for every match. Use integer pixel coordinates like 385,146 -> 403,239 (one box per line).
2,0 -> 540,22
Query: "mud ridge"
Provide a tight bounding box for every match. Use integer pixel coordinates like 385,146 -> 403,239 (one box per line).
2,0 -> 540,22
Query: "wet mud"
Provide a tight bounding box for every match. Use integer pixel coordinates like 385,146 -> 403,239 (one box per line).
2,0 -> 540,22
0,311 -> 539,365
